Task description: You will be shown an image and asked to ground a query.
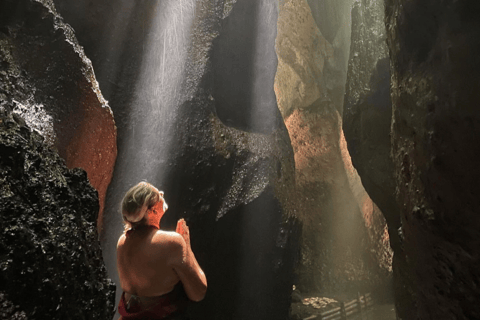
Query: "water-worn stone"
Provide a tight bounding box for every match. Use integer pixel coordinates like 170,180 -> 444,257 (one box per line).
385,1 -> 480,319
0,0 -> 117,231
0,105 -> 115,319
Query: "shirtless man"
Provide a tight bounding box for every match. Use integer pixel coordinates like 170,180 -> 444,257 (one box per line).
117,182 -> 207,319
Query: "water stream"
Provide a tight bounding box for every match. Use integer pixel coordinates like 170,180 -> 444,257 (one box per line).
100,1 -> 197,315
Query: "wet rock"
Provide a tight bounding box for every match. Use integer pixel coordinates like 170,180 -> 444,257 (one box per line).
0,0 -> 117,231
385,1 -> 480,319
0,105 -> 115,319
276,0 -> 391,298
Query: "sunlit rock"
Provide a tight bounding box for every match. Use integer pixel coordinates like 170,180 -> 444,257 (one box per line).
0,0 -> 117,231
275,0 -> 333,118
386,1 -> 480,319
307,0 -> 356,114
0,105 -> 115,319
276,0 -> 391,299
339,131 -> 393,277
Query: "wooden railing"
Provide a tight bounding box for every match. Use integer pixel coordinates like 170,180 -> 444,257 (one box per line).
303,293 -> 374,320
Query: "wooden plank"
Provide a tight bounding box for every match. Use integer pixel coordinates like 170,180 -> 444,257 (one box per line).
322,312 -> 342,320
345,299 -> 357,307
346,309 -> 357,317
321,306 -> 341,316
345,303 -> 358,312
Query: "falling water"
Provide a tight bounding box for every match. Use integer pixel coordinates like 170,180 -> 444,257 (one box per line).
122,0 -> 196,182
100,0 -> 198,314
97,0 -> 292,318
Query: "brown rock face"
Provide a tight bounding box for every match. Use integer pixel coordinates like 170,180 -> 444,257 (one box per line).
0,0 -> 117,231
276,0 -> 392,298
285,104 -> 391,296
385,0 -> 480,319
56,93 -> 116,232
275,0 -> 335,118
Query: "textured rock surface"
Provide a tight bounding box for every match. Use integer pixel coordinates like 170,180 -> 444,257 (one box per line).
0,0 -> 117,231
53,1 -> 300,319
0,106 -> 115,319
306,0 -> 353,47
385,1 -> 480,319
275,0 -> 349,118
0,293 -> 27,320
276,0 -> 391,299
306,0 -> 355,114
342,0 -> 401,293
342,0 -> 398,240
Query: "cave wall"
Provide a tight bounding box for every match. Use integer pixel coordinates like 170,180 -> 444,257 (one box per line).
385,0 -> 480,319
342,0 -> 402,284
0,0 -> 117,231
0,105 -> 115,318
306,0 -> 355,115
343,0 -> 398,239
275,0 -> 392,298
51,1 -> 300,319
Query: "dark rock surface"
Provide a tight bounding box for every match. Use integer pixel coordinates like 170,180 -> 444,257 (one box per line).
342,0 -> 400,247
0,293 -> 27,320
0,0 -> 117,231
385,1 -> 480,319
342,0 -> 399,298
0,105 -> 115,319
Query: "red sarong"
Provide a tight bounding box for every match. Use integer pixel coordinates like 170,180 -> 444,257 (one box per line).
118,283 -> 189,320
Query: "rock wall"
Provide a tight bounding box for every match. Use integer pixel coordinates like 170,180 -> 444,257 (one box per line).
276,0 -> 392,299
0,105 -> 115,319
343,1 -> 398,243
0,0 -> 117,231
342,0 -> 401,282
306,0 -> 355,114
52,1 -> 300,319
385,1 -> 480,319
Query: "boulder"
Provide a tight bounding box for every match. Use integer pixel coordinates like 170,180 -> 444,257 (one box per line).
385,1 -> 480,319
0,0 -> 117,231
0,105 -> 115,319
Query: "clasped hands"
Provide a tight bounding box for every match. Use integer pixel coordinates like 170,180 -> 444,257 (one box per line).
176,218 -> 191,248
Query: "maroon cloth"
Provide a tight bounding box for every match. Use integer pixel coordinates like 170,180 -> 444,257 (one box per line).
118,283 -> 189,320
